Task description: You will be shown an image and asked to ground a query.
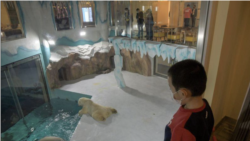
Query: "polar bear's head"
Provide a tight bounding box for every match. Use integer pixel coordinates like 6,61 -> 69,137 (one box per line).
78,97 -> 92,106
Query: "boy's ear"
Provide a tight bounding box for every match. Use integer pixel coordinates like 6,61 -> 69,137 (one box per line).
179,88 -> 192,97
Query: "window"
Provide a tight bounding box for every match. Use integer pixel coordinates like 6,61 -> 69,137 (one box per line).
78,1 -> 95,28
51,1 -> 73,31
109,1 -> 209,78
1,1 -> 25,42
82,7 -> 93,22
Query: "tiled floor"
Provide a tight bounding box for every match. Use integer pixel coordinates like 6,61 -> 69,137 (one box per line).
59,71 -> 179,141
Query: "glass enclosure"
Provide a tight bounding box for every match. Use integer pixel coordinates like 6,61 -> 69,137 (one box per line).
1,55 -> 49,138
109,1 -> 208,77
110,1 -> 201,45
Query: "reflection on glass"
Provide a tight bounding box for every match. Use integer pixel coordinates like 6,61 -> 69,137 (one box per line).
136,8 -> 144,39
108,1 -> 204,77
1,71 -> 21,133
129,1 -> 201,47
145,9 -> 154,40
1,56 -> 49,139
10,59 -> 48,113
111,1 -> 131,37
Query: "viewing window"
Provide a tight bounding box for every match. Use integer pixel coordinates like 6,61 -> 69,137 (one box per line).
1,1 -> 25,42
52,1 -> 73,31
78,1 -> 95,28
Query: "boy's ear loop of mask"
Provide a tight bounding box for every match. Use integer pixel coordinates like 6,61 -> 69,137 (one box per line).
171,90 -> 184,105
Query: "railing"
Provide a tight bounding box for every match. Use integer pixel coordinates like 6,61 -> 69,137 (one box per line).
231,83 -> 250,141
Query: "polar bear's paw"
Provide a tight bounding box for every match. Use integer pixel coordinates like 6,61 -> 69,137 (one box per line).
110,108 -> 117,114
92,111 -> 106,121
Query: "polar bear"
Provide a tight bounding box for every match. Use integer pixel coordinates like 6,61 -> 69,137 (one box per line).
78,97 -> 117,121
39,136 -> 64,141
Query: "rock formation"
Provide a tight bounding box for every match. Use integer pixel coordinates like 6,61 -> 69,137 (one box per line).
46,48 -> 115,89
121,49 -> 151,76
46,46 -> 152,89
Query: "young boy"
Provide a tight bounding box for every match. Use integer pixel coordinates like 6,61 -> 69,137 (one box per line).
164,59 -> 214,141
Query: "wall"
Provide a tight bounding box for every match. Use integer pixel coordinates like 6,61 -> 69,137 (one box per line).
203,1 -> 229,106
204,1 -> 250,125
32,1 -> 108,45
1,1 -> 109,65
1,1 -> 109,100
1,2 -> 41,66
152,1 -> 169,25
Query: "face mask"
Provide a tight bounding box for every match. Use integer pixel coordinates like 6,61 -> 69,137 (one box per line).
171,91 -> 184,105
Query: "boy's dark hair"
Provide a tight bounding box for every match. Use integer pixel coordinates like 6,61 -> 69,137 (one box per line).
168,59 -> 207,97
136,8 -> 140,11
125,8 -> 128,10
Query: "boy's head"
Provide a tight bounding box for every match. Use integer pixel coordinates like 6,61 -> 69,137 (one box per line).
167,60 -> 207,103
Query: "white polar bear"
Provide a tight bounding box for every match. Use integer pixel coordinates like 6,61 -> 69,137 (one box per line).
39,136 -> 64,141
78,97 -> 117,121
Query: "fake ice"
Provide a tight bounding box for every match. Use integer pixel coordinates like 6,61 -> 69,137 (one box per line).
145,41 -> 161,58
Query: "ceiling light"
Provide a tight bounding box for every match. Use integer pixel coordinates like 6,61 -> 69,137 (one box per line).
80,32 -> 86,36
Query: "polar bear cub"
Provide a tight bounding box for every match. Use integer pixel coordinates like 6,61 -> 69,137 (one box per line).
78,97 -> 117,121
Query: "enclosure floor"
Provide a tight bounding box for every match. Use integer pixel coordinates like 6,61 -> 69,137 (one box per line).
60,71 -> 179,141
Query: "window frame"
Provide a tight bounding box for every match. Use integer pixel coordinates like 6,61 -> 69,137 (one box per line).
1,1 -> 25,42
51,1 -> 74,31
78,1 -> 96,28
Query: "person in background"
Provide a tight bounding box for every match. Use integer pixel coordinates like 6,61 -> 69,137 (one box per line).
124,8 -> 130,36
191,5 -> 197,27
136,8 -> 144,39
184,4 -> 192,28
145,9 -> 154,40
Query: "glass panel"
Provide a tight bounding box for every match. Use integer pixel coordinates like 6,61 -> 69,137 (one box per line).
130,1 -> 201,45
130,1 -> 156,40
1,56 -> 50,141
1,70 -> 23,133
52,1 -> 73,31
9,59 -> 48,117
1,1 -> 25,42
108,1 -> 208,78
112,1 -> 131,37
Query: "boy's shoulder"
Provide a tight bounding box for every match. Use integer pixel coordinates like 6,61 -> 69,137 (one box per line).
184,99 -> 214,140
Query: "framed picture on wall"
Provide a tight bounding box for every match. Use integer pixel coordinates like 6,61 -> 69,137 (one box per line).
1,1 -> 25,42
51,1 -> 73,31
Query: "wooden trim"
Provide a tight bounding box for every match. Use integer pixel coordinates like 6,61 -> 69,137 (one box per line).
203,1 -> 218,72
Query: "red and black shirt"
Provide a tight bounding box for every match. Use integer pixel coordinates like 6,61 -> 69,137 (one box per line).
164,99 -> 214,141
